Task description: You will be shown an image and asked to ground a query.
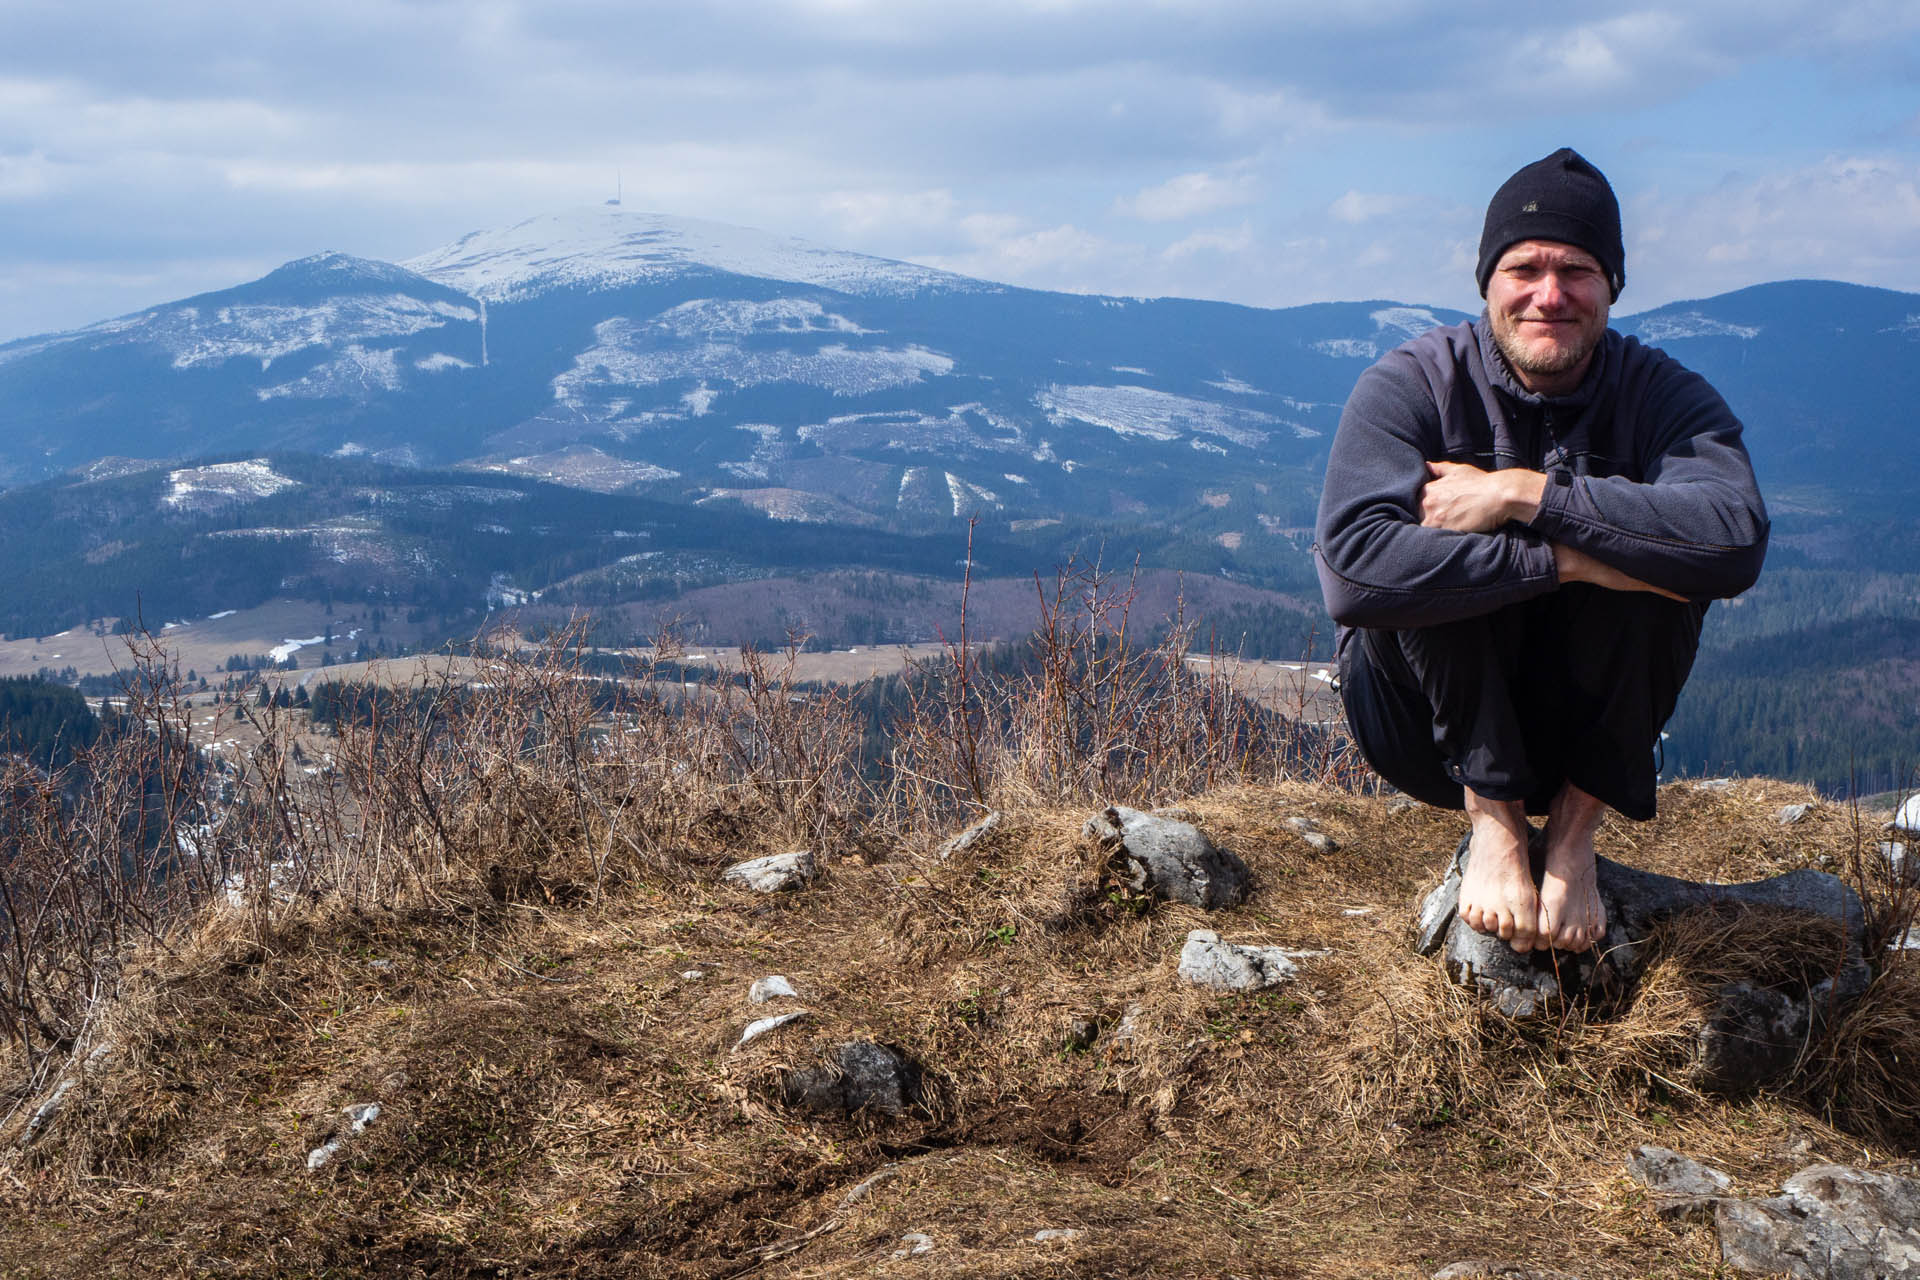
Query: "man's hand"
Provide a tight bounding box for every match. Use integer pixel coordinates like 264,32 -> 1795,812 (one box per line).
1418,461 -> 1546,533
1553,543 -> 1688,600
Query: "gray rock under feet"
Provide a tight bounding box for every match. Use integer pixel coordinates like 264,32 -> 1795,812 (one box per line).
1416,830 -> 1871,1082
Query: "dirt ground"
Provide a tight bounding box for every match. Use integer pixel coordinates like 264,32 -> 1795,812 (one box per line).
2,778 -> 1913,1279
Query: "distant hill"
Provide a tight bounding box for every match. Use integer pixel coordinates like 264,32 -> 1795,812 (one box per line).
1,212 -> 1916,793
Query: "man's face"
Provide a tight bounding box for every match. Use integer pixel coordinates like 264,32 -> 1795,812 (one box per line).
1484,239 -> 1611,395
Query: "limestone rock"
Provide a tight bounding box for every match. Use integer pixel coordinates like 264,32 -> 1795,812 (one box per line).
1178,929 -> 1319,991
1033,1228 -> 1084,1243
1894,794 -> 1920,833
1717,1164 -> 1920,1278
1286,814 -> 1339,853
782,1041 -> 919,1118
749,975 -> 798,1004
1432,1263 -> 1582,1279
1696,983 -> 1811,1092
17,1043 -> 117,1148
1776,803 -> 1813,825
1084,806 -> 1249,909
1879,841 -> 1913,883
1387,794 -> 1421,815
723,851 -> 816,893
19,1078 -> 74,1148
938,811 -> 1002,861
1629,1145 -> 1733,1196
735,1010 -> 808,1049
891,1233 -> 934,1259
840,1165 -> 899,1206
1628,1145 -> 1732,1221
306,1102 -> 381,1171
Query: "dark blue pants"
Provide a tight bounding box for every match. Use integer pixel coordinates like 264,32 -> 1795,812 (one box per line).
1338,587 -> 1707,821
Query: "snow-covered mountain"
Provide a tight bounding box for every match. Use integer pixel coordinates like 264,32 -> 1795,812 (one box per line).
0,208 -> 1466,525
402,208 -> 977,302
1,211 -> 1915,532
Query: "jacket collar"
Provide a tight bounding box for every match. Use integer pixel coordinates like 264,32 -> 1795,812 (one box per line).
1474,311 -> 1618,410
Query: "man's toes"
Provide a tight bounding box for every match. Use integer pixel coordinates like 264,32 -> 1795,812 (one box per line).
1553,921 -> 1594,953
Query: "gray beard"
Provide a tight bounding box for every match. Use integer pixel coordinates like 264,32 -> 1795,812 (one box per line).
1492,322 -> 1597,382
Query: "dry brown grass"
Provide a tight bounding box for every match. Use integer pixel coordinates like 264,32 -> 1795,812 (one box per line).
3,617 -> 1919,1278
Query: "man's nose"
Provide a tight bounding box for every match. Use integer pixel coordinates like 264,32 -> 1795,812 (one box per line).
1533,271 -> 1569,310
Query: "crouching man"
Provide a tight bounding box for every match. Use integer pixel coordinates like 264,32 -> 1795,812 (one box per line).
1313,148 -> 1768,954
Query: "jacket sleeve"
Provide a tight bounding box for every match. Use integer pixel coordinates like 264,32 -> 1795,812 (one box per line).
1525,362 -> 1769,601
1314,356 -> 1560,629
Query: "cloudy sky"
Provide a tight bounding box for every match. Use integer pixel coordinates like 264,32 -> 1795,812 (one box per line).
3,0 -> 1918,342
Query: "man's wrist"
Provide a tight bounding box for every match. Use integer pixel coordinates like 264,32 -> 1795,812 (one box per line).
1506,469 -> 1548,524
1552,541 -> 1584,584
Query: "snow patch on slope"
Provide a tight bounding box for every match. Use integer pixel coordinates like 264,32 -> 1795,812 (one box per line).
163,459 -> 298,510
553,316 -> 952,408
945,473 -> 1000,516
1632,312 -> 1762,342
404,208 -> 976,303
1312,339 -> 1378,359
1369,307 -> 1442,340
655,297 -> 873,339
467,445 -> 678,492
1035,384 -> 1274,447
160,296 -> 476,371
1206,372 -> 1261,394
797,407 -> 1022,455
258,345 -> 404,401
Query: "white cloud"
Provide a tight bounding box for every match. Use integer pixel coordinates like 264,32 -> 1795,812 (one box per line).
1163,222 -> 1253,260
0,1 -> 1916,339
820,187 -> 957,234
920,222 -> 1144,293
1626,154 -> 1920,308
1329,190 -> 1413,224
1115,170 -> 1256,222
0,151 -> 55,201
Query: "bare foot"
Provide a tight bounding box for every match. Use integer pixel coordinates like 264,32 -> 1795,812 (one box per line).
1457,789 -> 1544,952
1538,782 -> 1608,952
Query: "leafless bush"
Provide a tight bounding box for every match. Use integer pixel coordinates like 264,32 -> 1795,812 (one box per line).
0,631 -> 235,1098
885,536 -> 1366,824
0,568 -> 1366,1106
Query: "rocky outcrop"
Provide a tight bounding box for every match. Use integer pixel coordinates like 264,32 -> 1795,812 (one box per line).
938,811 -> 1003,861
1177,929 -> 1323,991
1716,1164 -> 1920,1278
722,851 -> 816,893
1084,806 -> 1249,909
1627,1144 -> 1733,1221
782,1041 -> 920,1118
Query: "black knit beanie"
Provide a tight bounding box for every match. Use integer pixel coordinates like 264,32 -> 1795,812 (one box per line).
1476,148 -> 1625,301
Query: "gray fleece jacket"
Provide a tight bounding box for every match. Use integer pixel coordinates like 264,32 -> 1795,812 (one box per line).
1313,317 -> 1769,631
